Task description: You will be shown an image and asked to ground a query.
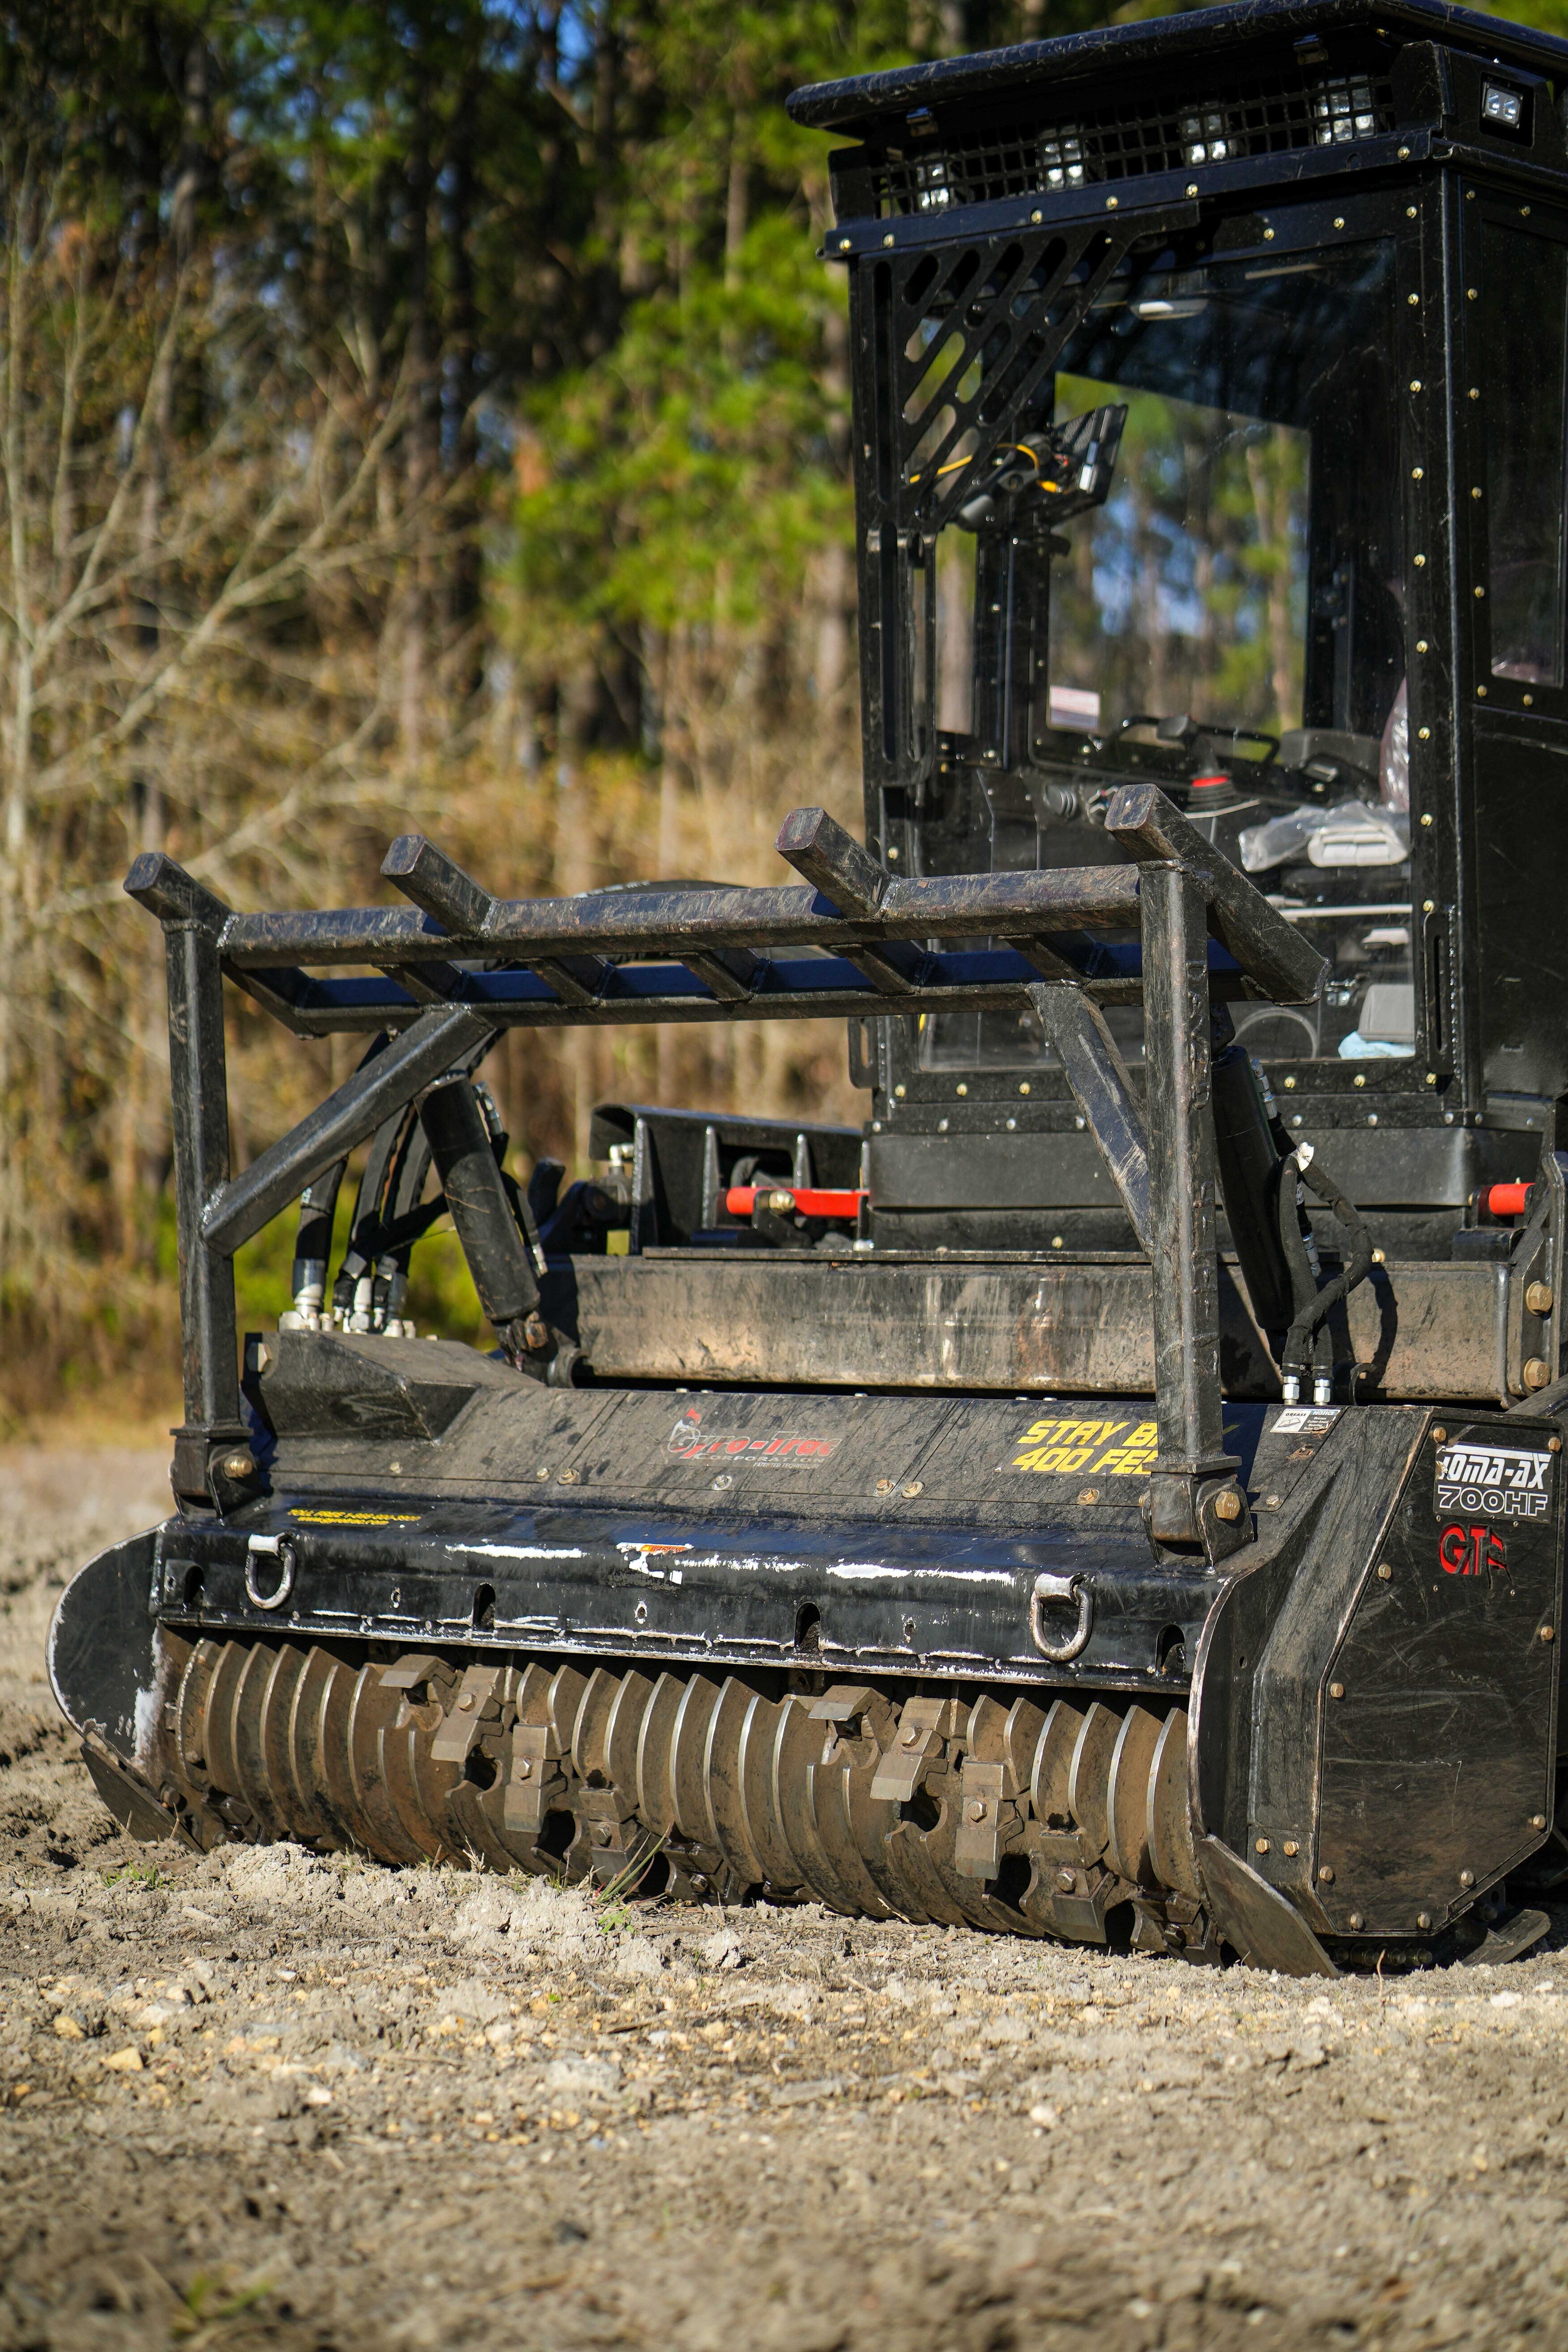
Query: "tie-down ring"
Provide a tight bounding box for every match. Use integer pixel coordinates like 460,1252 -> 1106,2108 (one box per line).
1029,1569 -> 1094,1662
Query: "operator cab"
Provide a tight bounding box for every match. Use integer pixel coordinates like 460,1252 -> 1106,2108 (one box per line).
790,0 -> 1568,1253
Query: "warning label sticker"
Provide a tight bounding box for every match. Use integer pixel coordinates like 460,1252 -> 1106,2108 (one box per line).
1272,1408 -> 1341,1437
1434,1439 -> 1553,1522
288,1508 -> 425,1527
1004,1416 -> 1159,1477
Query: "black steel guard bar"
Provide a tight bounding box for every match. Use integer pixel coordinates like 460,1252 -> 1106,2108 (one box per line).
132,786 -> 1325,1556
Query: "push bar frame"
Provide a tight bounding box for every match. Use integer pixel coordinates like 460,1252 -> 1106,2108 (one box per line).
128,786 -> 1325,1547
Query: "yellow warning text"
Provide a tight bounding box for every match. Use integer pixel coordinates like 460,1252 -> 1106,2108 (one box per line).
1006,1417 -> 1159,1476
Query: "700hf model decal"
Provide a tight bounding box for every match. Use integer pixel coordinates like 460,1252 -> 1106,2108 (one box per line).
1435,1440 -> 1554,1522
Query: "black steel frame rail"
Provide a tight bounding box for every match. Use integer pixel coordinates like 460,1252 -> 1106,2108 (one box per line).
130,785 -> 1324,1551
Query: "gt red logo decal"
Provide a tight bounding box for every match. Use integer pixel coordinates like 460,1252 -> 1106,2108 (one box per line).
1439,1523 -> 1508,1577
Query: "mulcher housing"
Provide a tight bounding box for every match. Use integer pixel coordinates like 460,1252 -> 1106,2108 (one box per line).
51,0 -> 1568,1973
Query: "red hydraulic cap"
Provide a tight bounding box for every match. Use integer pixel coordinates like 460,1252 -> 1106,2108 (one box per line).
726,1185 -> 866,1220
1484,1181 -> 1532,1219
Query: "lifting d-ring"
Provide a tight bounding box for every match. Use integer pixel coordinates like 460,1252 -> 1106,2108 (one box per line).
1030,1570 -> 1094,1662
245,1533 -> 296,1613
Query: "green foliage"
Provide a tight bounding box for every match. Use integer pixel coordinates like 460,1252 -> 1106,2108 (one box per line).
515,214 -> 852,646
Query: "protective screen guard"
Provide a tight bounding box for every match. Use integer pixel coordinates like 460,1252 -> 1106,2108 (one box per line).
857,209 -> 1179,798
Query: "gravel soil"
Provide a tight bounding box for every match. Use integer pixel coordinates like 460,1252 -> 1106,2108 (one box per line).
4,1448 -> 1568,2351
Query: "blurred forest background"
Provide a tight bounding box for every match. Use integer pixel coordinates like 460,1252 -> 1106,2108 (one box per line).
0,0 -> 1549,1419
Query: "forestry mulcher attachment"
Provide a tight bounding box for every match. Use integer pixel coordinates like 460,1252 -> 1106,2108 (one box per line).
53,0 -> 1568,1973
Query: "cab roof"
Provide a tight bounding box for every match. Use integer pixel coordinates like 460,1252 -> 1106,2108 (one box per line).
787,0 -> 1568,139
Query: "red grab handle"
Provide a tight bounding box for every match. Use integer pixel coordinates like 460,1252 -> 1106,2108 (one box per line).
726,1185 -> 866,1220
1484,1182 -> 1532,1219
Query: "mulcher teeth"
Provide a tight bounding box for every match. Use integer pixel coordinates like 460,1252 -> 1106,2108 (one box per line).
159,1635 -> 1210,1953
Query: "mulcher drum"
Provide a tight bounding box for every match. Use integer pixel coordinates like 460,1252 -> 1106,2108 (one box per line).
51,1336 -> 1564,1974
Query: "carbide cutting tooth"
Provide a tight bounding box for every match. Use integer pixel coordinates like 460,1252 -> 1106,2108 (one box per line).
345,1664 -> 426,1863
1000,1696 -> 1048,1792
571,1666 -> 621,1782
703,1677 -> 768,1888
634,1672 -> 684,1833
1104,1704 -> 1163,1886
844,1754 -> 926,1922
812,1687 -> 908,1920
280,1645 -> 343,1847
254,1641 -> 307,1836
547,1663 -> 591,1762
226,1642 -> 290,1838
668,1674 -> 723,1847
1066,1700 -> 1122,1863
770,1696 -> 860,1913
807,1748 -> 898,1920
233,1641 -> 300,1841
908,1758 -> 1027,1932
382,1662 -> 465,1862
870,1700 -> 963,1925
884,1819 -> 969,1925
447,1777 -> 524,1872
602,1669 -> 657,1802
305,1651 -> 365,1853
1030,1697 -> 1087,1831
733,1689 -> 801,1897
1146,1708 -> 1200,1899
171,1639 -> 222,1793
200,1640 -> 253,1829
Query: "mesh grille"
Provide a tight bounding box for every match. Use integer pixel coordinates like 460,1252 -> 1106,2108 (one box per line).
876,71 -> 1395,216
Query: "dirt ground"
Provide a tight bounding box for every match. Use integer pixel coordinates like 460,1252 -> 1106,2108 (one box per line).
5,1450 -> 1568,2350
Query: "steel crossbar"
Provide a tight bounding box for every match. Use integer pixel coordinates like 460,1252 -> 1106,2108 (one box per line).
133,785 -> 1325,1546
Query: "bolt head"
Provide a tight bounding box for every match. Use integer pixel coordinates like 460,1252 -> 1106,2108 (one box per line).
1532,1815 -> 1548,1830
1318,1865 -> 1334,1884
966,1799 -> 988,1823
1432,1426 -> 1446,1444
1525,1359 -> 1552,1391
690,1874 -> 710,1895
1376,1563 -> 1393,1581
458,1692 -> 474,1711
1213,1488 -> 1243,1523
1055,1869 -> 1076,1894
221,1451 -> 255,1480
594,1822 -> 613,1844
1283,1841 -> 1299,1858
901,1726 -> 920,1747
1254,1836 -> 1270,1855
1329,1682 -> 1345,1700
516,1760 -> 533,1781
1416,1913 -> 1432,1932
1459,1869 -> 1475,1888
1542,1625 -> 1556,1644
1349,1912 -> 1364,1931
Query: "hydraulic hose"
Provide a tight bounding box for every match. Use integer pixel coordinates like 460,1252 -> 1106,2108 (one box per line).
1277,1144 -> 1375,1404
1210,1031 -> 1296,1337
417,1075 -> 553,1371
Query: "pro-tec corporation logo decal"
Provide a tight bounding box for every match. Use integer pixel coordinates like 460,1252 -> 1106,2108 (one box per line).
666,1407 -> 836,1465
1434,1438 -> 1553,1521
